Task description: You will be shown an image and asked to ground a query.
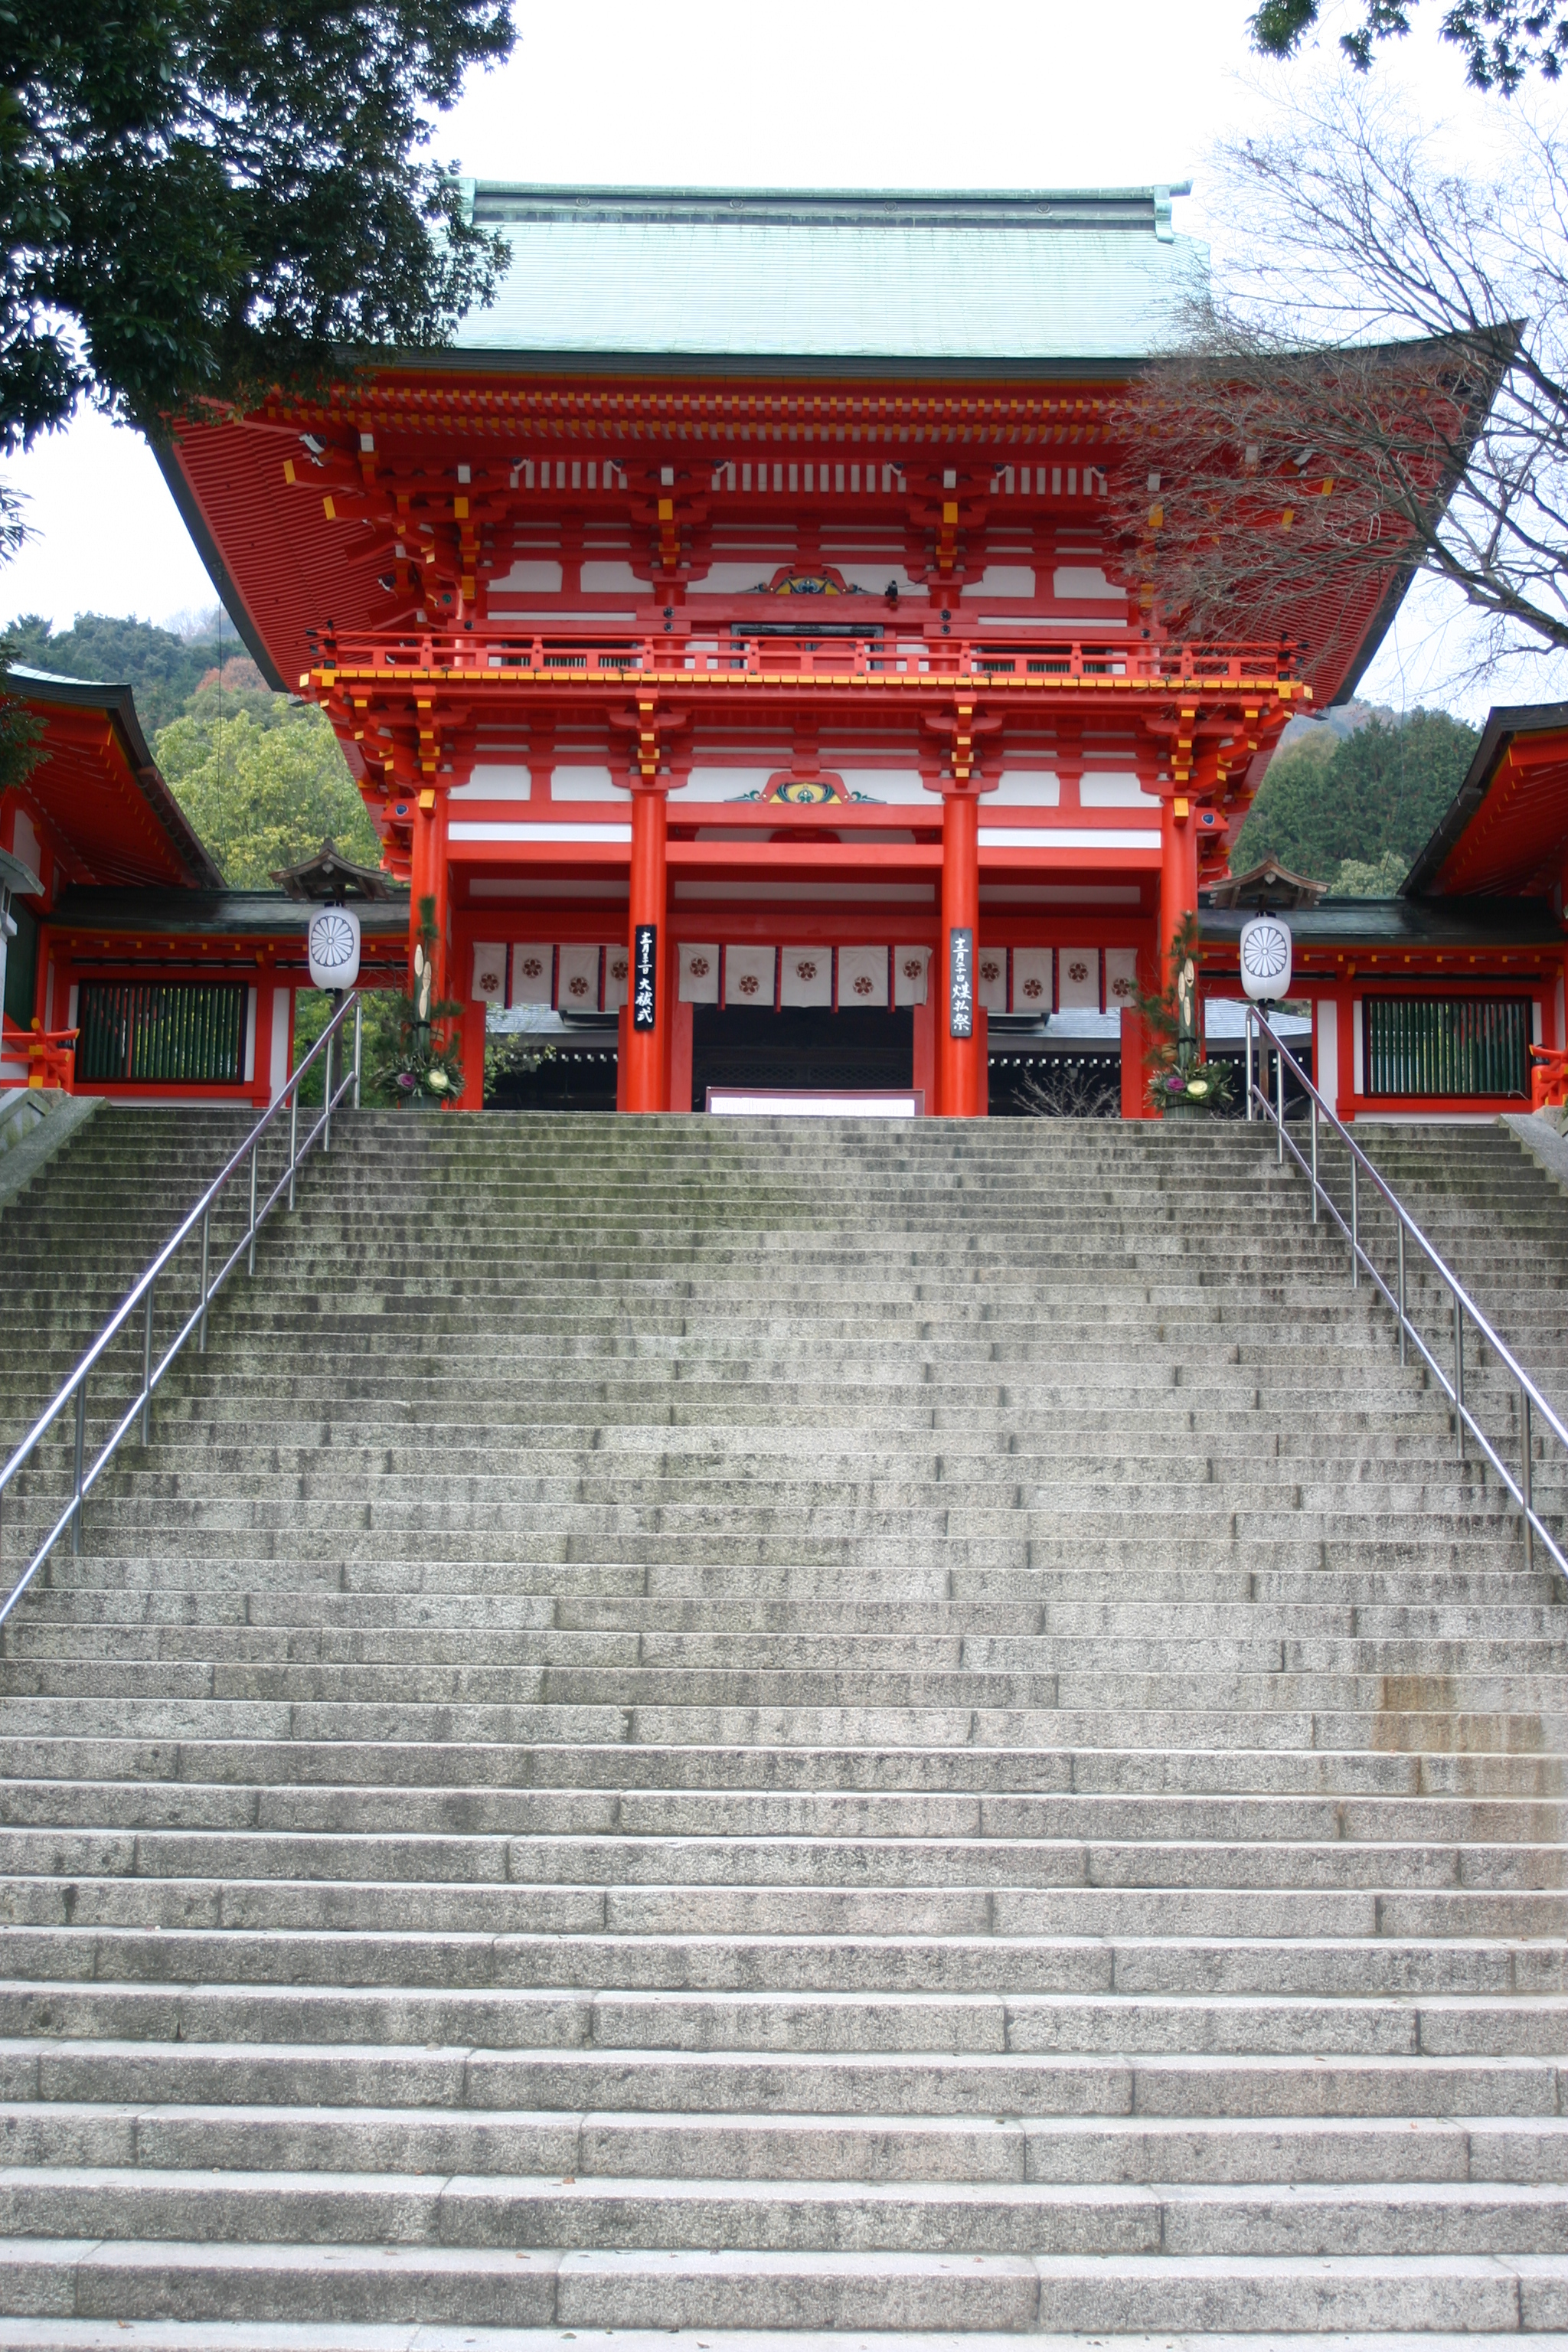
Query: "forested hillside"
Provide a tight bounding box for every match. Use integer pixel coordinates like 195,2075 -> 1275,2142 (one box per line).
1232,710 -> 1479,894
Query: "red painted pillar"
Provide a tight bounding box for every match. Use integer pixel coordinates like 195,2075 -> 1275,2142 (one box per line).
429,789 -> 451,1008
408,786 -> 452,1001
407,792 -> 434,992
1120,1007 -> 1152,1119
1159,792 -> 1198,979
938,789 -> 985,1117
624,783 -> 668,1113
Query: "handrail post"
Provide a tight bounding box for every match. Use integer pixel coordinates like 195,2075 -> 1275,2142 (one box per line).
0,988 -> 372,1617
1454,1289 -> 1465,1460
1310,1095 -> 1319,1224
324,1028 -> 334,1155
1245,1009 -> 1253,1121
1276,1031 -> 1285,1163
353,996 -> 363,1112
1521,1382 -> 1535,1570
140,1279 -> 154,1447
71,1379 -> 85,1557
1350,1155 -> 1359,1289
1397,1220 -> 1406,1367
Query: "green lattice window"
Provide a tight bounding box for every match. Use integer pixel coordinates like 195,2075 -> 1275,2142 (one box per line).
76,981 -> 248,1086
1364,995 -> 1531,1099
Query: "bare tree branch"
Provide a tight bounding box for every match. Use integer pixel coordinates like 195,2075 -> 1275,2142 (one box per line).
1110,87 -> 1568,690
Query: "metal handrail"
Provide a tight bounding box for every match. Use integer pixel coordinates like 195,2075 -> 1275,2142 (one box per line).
1244,1003 -> 1568,1579
0,992 -> 365,1622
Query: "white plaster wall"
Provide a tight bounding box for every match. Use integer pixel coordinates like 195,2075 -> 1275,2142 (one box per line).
269,988 -> 290,1102
1315,999 -> 1338,1111
681,769 -> 776,803
1080,773 -> 1160,808
1053,567 -> 1122,599
961,567 -> 1035,597
491,560 -> 564,592
450,764 -> 531,803
580,562 -> 642,593
990,772 -> 1060,806
551,766 -> 619,802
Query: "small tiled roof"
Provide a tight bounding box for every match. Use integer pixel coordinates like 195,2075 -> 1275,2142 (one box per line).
453,184 -> 1203,365
1205,859 -> 1328,911
270,841 -> 397,903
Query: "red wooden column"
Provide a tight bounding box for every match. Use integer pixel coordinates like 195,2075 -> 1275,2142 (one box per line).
938,788 -> 986,1118
407,786 -> 452,999
407,789 -> 435,997
429,787 -> 452,1008
623,781 -> 669,1114
1158,792 -> 1198,978
1119,936 -> 1161,1119
408,783 -> 462,1102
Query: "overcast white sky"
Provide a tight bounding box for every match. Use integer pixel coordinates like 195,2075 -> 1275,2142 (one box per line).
4,0 -> 1550,717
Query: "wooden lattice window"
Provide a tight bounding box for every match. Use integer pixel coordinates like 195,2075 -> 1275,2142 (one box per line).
1364,995 -> 1531,1099
76,981 -> 248,1086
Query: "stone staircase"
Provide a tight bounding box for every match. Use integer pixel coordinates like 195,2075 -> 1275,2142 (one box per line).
0,1105 -> 1562,2345
1311,1117 -> 1568,1527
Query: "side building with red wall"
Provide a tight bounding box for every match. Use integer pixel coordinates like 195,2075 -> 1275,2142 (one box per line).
2,671 -> 407,1104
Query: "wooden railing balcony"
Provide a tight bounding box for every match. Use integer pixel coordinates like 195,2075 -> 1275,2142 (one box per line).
309,627 -> 1305,696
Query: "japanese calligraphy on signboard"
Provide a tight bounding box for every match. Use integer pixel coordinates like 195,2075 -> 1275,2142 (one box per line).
633,924 -> 658,1031
949,927 -> 974,1040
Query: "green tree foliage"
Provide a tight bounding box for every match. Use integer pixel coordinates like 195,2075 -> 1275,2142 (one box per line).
1232,711 -> 1480,890
1250,0 -> 1568,90
155,695 -> 381,887
292,985 -> 408,1109
1,0 -> 512,451
0,645 -> 40,800
185,653 -> 292,731
3,609 -> 237,733
1333,848 -> 1414,895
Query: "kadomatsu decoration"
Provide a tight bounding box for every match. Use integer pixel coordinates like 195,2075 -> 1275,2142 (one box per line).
1137,911 -> 1235,1116
379,897 -> 466,1105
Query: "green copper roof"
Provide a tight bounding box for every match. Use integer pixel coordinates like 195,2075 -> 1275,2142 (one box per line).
452,185 -> 1205,367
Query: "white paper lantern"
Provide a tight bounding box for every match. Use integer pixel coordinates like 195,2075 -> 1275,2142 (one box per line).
1240,913 -> 1292,1002
306,903 -> 361,991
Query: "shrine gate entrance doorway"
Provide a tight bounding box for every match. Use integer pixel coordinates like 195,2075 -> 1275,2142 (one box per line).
691,1006 -> 914,1112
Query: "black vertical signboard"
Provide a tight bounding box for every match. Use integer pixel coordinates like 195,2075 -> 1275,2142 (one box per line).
632,923 -> 657,1031
949,926 -> 974,1039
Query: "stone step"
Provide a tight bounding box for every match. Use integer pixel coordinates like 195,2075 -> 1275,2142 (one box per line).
8,2164 -> 1568,2258
1,1923 -> 1561,1995
0,1978 -> 1561,2054
5,1776 -> 1567,1844
0,2233 -> 1565,2332
3,2035 -> 1562,2118
0,1735 -> 1562,1796
14,2099 -> 1568,2184
0,1874 -> 1559,1941
2,1109 -> 1566,2334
